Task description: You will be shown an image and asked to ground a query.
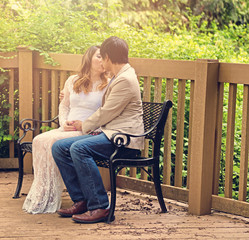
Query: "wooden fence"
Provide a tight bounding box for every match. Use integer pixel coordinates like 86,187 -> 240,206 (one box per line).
0,47 -> 248,218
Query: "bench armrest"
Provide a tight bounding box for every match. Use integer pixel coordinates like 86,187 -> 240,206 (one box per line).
110,132 -> 144,148
18,116 -> 59,144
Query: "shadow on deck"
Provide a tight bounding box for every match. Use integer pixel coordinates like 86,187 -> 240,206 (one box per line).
1,171 -> 249,240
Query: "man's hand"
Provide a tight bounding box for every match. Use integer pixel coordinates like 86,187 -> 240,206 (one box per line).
63,121 -> 76,131
72,120 -> 83,131
59,90 -> 64,102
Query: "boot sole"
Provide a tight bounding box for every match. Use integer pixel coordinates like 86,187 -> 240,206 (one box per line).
57,210 -> 87,218
72,215 -> 115,224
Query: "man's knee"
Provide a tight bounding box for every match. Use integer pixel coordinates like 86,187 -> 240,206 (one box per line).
70,141 -> 89,157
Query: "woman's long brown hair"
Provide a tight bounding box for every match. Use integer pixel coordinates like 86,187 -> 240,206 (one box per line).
73,46 -> 108,94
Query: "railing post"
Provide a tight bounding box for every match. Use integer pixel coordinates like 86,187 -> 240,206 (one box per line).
188,59 -> 219,215
18,46 -> 33,173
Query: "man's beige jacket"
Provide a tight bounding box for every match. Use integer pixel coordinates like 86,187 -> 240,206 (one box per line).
81,63 -> 144,149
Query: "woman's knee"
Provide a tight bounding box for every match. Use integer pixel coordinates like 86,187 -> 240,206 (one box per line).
51,140 -> 61,161
32,134 -> 43,146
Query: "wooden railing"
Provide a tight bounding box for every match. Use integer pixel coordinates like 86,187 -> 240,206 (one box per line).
0,47 -> 248,218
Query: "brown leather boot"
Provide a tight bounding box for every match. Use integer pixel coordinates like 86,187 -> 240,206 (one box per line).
57,201 -> 87,217
72,208 -> 114,223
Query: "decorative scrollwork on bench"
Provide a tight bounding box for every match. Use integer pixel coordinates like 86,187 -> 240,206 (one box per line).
20,143 -> 32,153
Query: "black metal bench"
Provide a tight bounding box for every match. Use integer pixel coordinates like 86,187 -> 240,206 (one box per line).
14,100 -> 173,223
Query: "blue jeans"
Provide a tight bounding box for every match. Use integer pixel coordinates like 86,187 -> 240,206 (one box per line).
52,133 -> 114,210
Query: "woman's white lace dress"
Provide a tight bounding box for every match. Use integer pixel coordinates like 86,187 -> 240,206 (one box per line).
22,75 -> 106,214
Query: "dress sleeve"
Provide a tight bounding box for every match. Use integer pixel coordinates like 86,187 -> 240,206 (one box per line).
58,75 -> 75,129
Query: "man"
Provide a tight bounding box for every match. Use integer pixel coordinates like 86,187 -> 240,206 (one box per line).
52,36 -> 144,224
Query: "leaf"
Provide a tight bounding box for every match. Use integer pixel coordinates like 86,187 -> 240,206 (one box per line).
3,134 -> 13,141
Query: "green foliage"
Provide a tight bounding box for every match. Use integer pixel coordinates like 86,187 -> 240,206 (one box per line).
1,0 -> 249,63
0,72 -> 19,158
40,125 -> 55,132
189,0 -> 249,26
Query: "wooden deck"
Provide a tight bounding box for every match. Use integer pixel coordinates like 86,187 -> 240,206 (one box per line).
1,171 -> 249,240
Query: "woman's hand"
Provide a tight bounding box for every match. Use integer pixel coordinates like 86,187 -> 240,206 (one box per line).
72,120 -> 83,131
63,121 -> 77,131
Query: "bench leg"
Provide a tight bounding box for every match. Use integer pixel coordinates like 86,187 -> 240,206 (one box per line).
13,153 -> 24,199
107,166 -> 116,223
153,164 -> 167,213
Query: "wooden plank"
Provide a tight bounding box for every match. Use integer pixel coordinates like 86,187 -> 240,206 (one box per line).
41,69 -> 49,131
98,167 -> 110,191
163,78 -> 174,185
186,80 -> 194,188
117,175 -> 189,203
142,76 -> 152,102
154,77 -> 162,103
0,52 -> 18,68
33,69 -> 40,137
69,71 -> 77,76
129,165 -> 137,179
212,195 -> 249,218
130,58 -> 195,80
219,62 -> 249,84
150,77 -> 163,178
0,158 -> 18,168
51,70 -> 59,128
18,46 -> 33,173
33,52 -> 196,80
140,140 -> 149,180
174,79 -> 186,187
33,52 -> 82,71
188,60 -> 219,215
238,85 -> 249,201
60,70 -> 68,91
225,83 -> 237,198
3,171 -> 249,240
212,82 -> 224,195
8,69 -> 15,158
140,76 -> 152,180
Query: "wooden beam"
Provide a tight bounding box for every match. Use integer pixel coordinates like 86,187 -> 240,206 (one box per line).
33,52 -> 196,80
0,52 -> 18,68
0,158 -> 18,169
18,46 -> 33,173
130,58 -> 195,80
238,85 -> 249,201
219,63 -> 249,84
117,175 -> 189,203
212,82 -> 224,195
212,195 -> 249,218
186,80 -> 195,189
8,69 -> 15,158
225,83 -> 237,198
163,78 -> 174,185
174,79 -> 186,187
188,59 -> 219,215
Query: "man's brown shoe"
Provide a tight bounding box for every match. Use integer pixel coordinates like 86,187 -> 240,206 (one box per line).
72,208 -> 114,223
57,201 -> 87,217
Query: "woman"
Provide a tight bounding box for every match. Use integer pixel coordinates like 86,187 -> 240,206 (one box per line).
23,46 -> 108,214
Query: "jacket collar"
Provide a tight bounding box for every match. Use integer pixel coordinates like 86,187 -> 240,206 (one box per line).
114,63 -> 130,79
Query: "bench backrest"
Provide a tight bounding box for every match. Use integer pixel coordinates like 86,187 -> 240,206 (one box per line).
142,101 -> 173,157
